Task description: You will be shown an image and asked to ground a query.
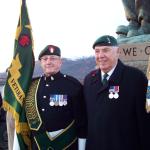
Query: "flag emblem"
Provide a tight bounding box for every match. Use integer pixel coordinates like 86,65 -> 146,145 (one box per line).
19,34 -> 31,47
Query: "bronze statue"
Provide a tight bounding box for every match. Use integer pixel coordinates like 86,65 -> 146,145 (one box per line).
117,0 -> 150,37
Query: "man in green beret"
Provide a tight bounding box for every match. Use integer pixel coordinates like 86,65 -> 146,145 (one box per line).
23,44 -> 87,150
84,35 -> 150,150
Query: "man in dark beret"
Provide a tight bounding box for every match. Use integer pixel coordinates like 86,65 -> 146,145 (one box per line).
23,44 -> 87,150
83,35 -> 150,150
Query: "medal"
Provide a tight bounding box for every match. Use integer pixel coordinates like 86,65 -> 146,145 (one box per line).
55,101 -> 59,106
63,100 -> 67,106
49,95 -> 55,106
59,95 -> 63,106
63,95 -> 68,106
114,93 -> 119,99
49,101 -> 55,106
109,92 -> 114,99
109,86 -> 119,99
59,101 -> 63,106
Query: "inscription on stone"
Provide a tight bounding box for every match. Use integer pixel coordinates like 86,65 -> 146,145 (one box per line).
119,42 -> 150,61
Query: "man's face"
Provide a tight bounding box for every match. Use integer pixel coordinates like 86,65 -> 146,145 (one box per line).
40,55 -> 62,76
94,45 -> 120,73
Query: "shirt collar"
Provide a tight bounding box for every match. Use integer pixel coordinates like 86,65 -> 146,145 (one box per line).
101,65 -> 117,80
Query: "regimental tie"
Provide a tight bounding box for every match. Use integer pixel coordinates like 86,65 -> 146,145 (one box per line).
102,73 -> 109,85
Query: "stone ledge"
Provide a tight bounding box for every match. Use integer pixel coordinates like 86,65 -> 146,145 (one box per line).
117,34 -> 150,44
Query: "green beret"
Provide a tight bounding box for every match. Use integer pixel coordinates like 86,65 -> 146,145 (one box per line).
92,35 -> 118,49
38,45 -> 61,60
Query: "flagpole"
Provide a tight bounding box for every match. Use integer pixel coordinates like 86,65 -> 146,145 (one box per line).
22,0 -> 26,5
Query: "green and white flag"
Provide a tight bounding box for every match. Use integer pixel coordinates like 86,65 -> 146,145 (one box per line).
3,0 -> 34,149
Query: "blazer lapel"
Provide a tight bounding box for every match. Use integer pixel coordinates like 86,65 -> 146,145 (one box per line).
90,70 -> 109,94
90,69 -> 103,94
109,60 -> 125,85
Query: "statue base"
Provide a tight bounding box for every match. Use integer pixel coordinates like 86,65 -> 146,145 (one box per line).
117,34 -> 150,73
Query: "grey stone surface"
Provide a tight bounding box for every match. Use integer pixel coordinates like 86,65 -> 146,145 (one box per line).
117,34 -> 150,75
117,34 -> 150,44
123,60 -> 148,74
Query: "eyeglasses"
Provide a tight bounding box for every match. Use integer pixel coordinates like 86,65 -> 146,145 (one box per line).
40,56 -> 60,61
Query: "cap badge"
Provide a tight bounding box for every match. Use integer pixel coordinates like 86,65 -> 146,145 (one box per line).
107,37 -> 111,43
49,47 -> 54,53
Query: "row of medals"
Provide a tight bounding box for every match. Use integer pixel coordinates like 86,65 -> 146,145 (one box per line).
109,92 -> 119,99
108,86 -> 119,99
49,95 -> 68,106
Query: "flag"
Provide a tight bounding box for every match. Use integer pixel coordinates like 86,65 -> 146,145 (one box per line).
146,57 -> 150,113
3,0 -> 34,149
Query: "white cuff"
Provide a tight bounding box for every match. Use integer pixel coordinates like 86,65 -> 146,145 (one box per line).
78,138 -> 86,150
13,129 -> 20,150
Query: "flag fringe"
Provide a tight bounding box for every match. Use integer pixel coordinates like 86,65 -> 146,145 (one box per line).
3,100 -> 30,132
3,100 -> 19,124
3,100 -> 31,149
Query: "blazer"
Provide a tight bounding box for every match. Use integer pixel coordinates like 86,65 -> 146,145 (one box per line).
84,60 -> 150,150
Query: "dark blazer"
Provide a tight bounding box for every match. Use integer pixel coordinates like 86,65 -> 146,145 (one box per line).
84,60 -> 150,150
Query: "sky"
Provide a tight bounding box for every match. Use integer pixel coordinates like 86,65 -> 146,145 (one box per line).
0,0 -> 128,72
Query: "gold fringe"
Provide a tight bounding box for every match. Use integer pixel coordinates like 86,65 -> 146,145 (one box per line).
16,122 -> 30,133
21,132 -> 32,150
3,100 -> 31,150
3,100 -> 19,123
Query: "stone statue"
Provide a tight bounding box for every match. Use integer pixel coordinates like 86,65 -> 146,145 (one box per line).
117,0 -> 150,38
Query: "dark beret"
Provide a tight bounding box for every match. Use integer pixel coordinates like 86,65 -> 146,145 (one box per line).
92,35 -> 118,49
38,45 -> 61,60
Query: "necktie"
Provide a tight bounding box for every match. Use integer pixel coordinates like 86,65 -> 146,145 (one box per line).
102,73 -> 108,85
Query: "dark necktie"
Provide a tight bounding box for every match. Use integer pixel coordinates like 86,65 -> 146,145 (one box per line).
102,73 -> 108,85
